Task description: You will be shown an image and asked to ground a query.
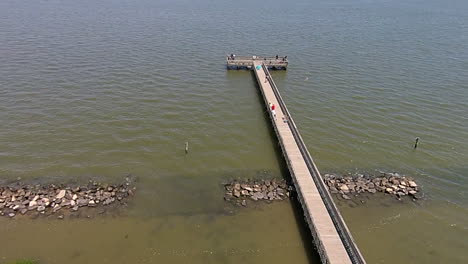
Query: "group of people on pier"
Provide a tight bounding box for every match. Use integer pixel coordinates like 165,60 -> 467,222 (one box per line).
227,54 -> 287,61
274,55 -> 287,61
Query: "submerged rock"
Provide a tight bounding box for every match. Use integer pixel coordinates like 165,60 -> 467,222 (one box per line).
342,194 -> 351,200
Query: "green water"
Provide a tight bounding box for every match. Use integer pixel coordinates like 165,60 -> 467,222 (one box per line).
0,0 -> 467,263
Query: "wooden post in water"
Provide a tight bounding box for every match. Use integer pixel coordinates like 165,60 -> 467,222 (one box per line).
414,137 -> 419,149
185,141 -> 189,154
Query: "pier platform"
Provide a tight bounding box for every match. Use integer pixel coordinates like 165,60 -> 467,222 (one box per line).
228,56 -> 366,264
226,55 -> 288,70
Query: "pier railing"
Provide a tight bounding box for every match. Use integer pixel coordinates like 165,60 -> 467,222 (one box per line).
227,55 -> 288,61
262,63 -> 366,264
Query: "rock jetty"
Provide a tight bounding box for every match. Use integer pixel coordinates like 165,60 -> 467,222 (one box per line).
0,177 -> 135,219
323,172 -> 421,200
224,179 -> 293,206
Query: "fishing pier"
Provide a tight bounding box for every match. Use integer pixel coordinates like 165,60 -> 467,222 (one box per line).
227,56 -> 366,264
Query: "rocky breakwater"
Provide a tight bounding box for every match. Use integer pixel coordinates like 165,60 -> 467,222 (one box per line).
324,172 -> 422,201
224,179 -> 293,207
0,178 -> 136,219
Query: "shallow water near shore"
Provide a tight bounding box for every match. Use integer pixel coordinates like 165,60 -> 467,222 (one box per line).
0,201 -> 316,264
1,0 -> 468,263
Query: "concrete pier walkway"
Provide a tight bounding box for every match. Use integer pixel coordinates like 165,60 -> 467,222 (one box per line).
238,60 -> 366,264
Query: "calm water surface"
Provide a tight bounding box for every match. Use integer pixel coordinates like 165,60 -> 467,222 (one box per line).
0,0 -> 467,263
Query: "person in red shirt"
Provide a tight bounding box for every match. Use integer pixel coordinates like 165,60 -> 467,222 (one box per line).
271,104 -> 277,120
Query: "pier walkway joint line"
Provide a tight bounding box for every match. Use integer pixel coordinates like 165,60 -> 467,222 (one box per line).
227,56 -> 366,264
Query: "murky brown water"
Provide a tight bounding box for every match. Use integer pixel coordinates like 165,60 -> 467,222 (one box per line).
1,0 -> 467,263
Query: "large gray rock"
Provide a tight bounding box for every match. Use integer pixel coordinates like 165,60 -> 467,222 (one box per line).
61,199 -> 71,207
252,192 -> 265,200
77,198 -> 89,207
56,190 -> 66,199
242,186 -> 253,192
339,185 -> 350,193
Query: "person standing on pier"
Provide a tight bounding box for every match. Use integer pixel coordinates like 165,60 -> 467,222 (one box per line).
271,103 -> 277,120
